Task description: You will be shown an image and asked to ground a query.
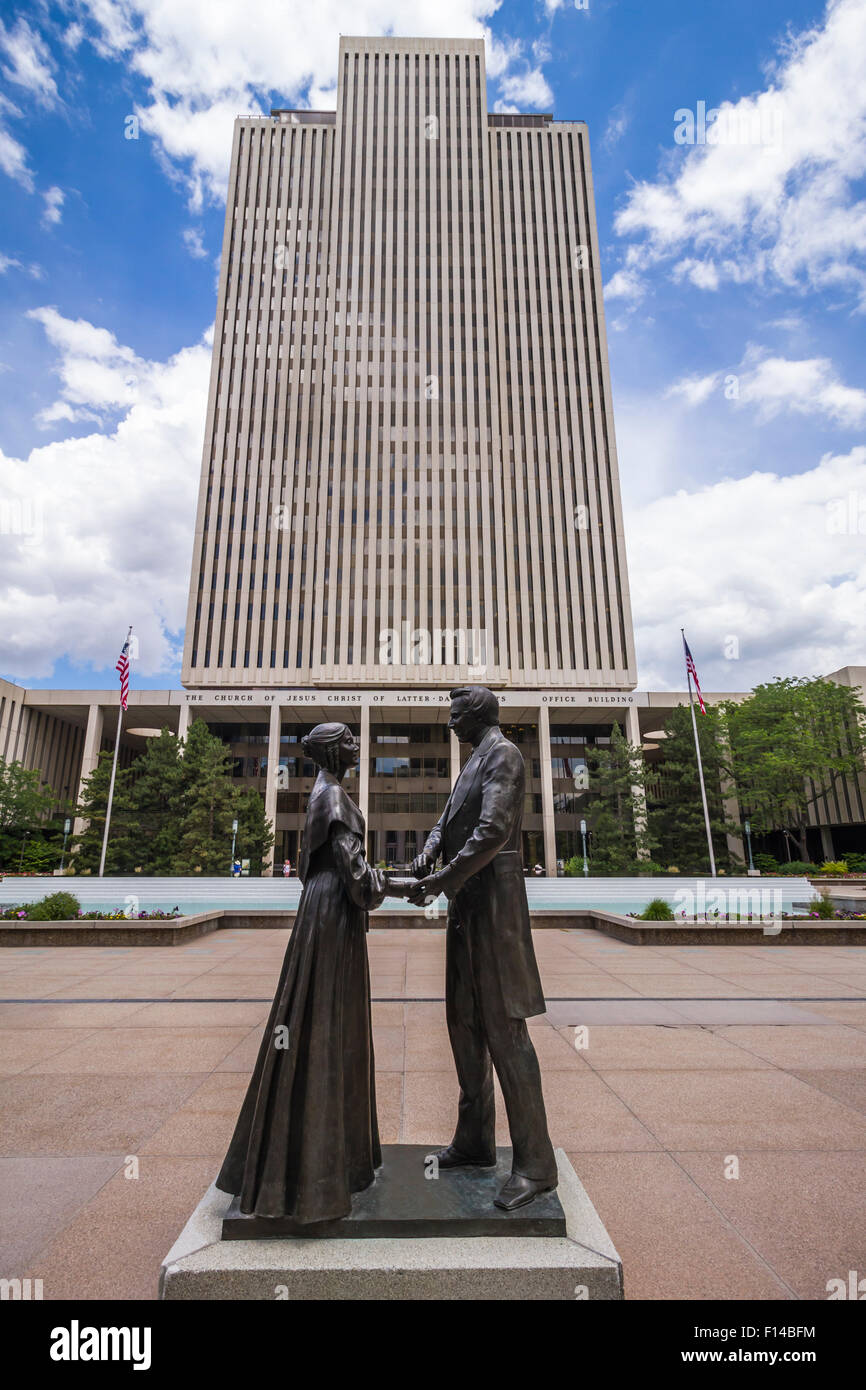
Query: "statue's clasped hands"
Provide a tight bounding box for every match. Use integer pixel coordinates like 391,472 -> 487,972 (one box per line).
407,853 -> 446,906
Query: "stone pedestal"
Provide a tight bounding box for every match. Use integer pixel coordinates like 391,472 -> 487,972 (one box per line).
159,1148 -> 623,1300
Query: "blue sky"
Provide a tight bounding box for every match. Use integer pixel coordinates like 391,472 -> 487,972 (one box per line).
1,0 -> 864,694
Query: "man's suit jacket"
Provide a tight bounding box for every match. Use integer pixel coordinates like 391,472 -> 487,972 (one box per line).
422,725 -> 545,1020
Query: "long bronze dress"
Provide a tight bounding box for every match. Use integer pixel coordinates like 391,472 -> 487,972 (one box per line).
215,769 -> 386,1224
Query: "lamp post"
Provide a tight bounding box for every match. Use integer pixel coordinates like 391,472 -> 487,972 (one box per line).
580,818 -> 589,877
230,818 -> 238,876
59,817 -> 72,873
744,819 -> 755,873
18,831 -> 29,872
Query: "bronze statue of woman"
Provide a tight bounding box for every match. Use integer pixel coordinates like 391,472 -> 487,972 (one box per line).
215,722 -> 388,1225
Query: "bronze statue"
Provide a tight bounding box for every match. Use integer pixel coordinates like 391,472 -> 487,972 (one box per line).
215,722 -> 386,1225
407,686 -> 558,1211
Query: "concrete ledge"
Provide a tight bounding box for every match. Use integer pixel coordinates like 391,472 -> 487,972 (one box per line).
3,906 -> 865,946
0,910 -> 224,947
159,1149 -> 623,1301
583,911 -> 866,945
0,909 -> 439,945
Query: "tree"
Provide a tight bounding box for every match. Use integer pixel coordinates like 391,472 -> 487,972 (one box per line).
124,729 -> 183,874
650,702 -> 738,873
724,677 -> 866,862
0,758 -> 65,870
585,724 -> 658,874
19,831 -> 65,874
233,784 -> 275,876
68,719 -> 274,876
172,719 -> 241,874
69,751 -> 134,875
0,759 -> 55,830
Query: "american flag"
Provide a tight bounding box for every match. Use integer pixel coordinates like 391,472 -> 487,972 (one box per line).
115,634 -> 131,710
682,634 -> 706,714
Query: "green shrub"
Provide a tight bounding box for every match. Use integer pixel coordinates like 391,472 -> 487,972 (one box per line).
753,853 -> 779,873
26,890 -> 81,921
562,856 -> 583,877
778,860 -> 813,876
640,897 -> 675,921
813,892 -> 837,920
819,860 -> 848,875
845,853 -> 866,873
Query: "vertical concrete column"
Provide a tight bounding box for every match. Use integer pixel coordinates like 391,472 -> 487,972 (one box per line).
820,825 -> 835,861
359,702 -> 370,844
177,701 -> 191,746
537,703 -> 557,875
625,704 -> 650,861
263,701 -> 282,876
450,728 -> 461,782
72,703 -> 105,836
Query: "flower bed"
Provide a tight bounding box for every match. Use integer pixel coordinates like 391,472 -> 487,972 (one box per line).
1,904 -> 181,921
629,909 -> 866,922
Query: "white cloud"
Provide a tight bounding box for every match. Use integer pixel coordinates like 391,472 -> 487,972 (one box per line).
27,306 -> 148,426
78,1 -> 505,204
0,250 -> 43,277
483,30 -> 522,78
604,267 -> 645,302
602,104 -> 629,151
496,66 -> 553,109
41,185 -> 65,227
62,23 -> 85,52
737,351 -> 866,428
769,313 -> 805,334
138,90 -> 262,210
0,311 -> 211,679
612,0 -> 866,308
672,257 -> 720,290
0,123 -> 34,191
668,348 -> 866,428
628,446 -> 866,690
666,372 -> 720,407
182,226 -> 207,259
0,17 -> 59,107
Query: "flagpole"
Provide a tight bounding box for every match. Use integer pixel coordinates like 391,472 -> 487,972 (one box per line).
99,626 -> 132,878
682,629 -> 716,878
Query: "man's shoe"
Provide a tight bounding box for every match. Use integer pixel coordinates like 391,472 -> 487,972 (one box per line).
494,1173 -> 556,1211
431,1145 -> 496,1169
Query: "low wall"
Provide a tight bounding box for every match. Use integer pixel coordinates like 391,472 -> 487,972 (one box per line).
0,911 -> 223,947
3,907 -> 865,946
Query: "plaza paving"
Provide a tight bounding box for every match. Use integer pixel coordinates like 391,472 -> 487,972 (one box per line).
1,927 -> 865,1301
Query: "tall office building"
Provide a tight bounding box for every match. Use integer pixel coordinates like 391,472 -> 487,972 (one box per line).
4,39 -> 862,876
19,37 -> 767,877
182,35 -> 636,691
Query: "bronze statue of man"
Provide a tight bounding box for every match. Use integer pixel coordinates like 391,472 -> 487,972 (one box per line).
409,686 -> 558,1210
